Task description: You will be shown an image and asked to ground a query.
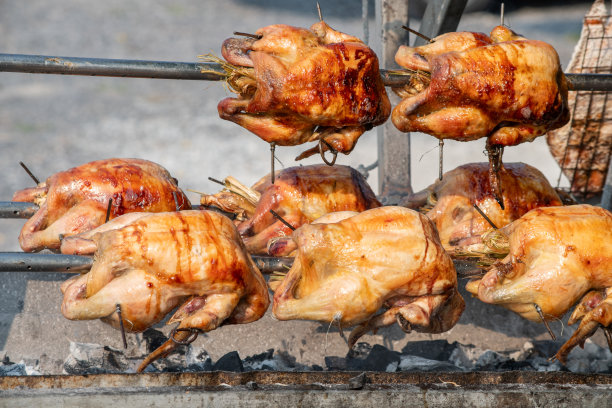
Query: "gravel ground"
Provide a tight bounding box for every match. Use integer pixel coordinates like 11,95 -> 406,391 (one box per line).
0,0 -> 602,374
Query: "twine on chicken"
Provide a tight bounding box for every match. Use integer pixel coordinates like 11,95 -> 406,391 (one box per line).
199,53 -> 256,96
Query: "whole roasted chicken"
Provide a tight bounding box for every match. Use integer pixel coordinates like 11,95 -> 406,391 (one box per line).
200,164 -> 381,255
272,206 -> 465,347
465,204 -> 612,362
215,20 -> 391,160
392,25 -> 569,146
12,158 -> 190,252
60,210 -> 270,371
401,163 -> 563,252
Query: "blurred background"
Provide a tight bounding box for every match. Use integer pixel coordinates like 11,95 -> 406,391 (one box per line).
0,0 -> 597,373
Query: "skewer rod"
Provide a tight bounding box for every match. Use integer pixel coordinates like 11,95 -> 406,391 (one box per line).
1,53 -> 609,90
0,252 -> 293,274
0,202 -> 38,219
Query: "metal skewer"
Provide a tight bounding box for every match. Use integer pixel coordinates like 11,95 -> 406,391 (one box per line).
438,140 -> 444,181
105,198 -> 113,223
0,54 -> 609,91
269,210 -> 296,231
115,304 -> 128,349
19,161 -> 40,185
534,303 -> 557,341
401,26 -> 433,43
472,204 -> 498,229
270,143 -> 276,184
0,252 -> 294,274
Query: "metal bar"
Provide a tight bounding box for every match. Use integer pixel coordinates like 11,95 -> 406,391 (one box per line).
0,202 -> 38,219
414,0 -> 468,46
376,0 -> 411,204
0,53 -> 225,80
0,252 -> 92,272
0,252 -> 293,274
1,53 -> 608,90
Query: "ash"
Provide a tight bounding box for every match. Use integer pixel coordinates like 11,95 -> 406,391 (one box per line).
4,329 -> 611,376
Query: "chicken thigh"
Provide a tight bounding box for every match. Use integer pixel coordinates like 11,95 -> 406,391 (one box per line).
392,25 -> 569,146
465,204 -> 612,362
216,20 -> 390,160
200,164 -> 381,255
60,210 -> 269,371
272,206 -> 465,347
12,158 -> 190,252
401,163 -> 562,252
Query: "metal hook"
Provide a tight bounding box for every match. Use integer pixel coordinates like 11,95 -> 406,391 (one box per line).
316,2 -> 323,21
401,25 -> 433,43
105,198 -> 113,223
270,142 -> 276,184
116,304 -> 128,349
472,204 -> 498,229
172,191 -> 180,211
170,325 -> 201,345
19,161 -> 40,185
233,31 -> 262,40
534,303 -> 556,341
318,138 -> 338,166
270,209 -> 296,231
500,3 -> 505,26
208,176 -> 226,187
438,140 -> 444,181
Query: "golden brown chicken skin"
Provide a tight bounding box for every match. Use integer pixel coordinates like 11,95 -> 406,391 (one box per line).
201,164 -> 381,255
401,162 -> 562,251
392,26 -> 569,146
465,204 -> 612,363
12,158 -> 190,252
217,21 -> 391,160
60,210 -> 269,372
272,206 -> 465,348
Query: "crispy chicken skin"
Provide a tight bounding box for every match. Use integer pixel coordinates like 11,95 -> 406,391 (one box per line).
465,205 -> 612,362
401,163 -> 562,251
392,26 -> 569,146
218,21 -> 391,160
13,158 -> 190,252
201,164 -> 381,255
60,210 -> 269,372
272,206 -> 465,347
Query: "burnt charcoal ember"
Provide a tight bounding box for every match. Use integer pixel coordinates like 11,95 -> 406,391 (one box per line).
362,345 -> 401,372
398,355 -> 461,372
564,340 -> 612,374
348,372 -> 368,389
475,350 -> 510,370
496,359 -> 533,371
401,340 -> 457,361
448,344 -> 482,371
346,342 -> 372,360
143,328 -> 169,353
64,342 -> 129,374
185,346 -> 212,372
0,363 -> 26,376
531,340 -> 566,359
243,349 -> 276,371
213,351 -> 244,372
324,356 -> 348,371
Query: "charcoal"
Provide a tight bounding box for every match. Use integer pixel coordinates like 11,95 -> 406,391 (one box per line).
348,372 -> 367,389
531,340 -> 565,359
362,345 -> 400,372
346,342 -> 372,360
401,340 -> 457,361
213,351 -> 244,372
475,350 -> 510,370
311,364 -> 324,371
142,328 -> 169,353
243,349 -> 276,371
185,346 -> 212,372
64,342 -> 129,374
496,359 -> 534,371
0,363 -> 26,376
398,355 -> 461,372
324,356 -> 347,371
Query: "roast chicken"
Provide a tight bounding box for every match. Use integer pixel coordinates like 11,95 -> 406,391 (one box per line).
391,25 -> 569,147
215,20 -> 391,160
12,158 -> 190,252
60,210 -> 270,372
200,164 -> 381,255
465,204 -> 612,362
401,163 -> 563,252
272,206 -> 465,347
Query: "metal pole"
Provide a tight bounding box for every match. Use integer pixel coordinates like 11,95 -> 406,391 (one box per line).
0,252 -> 293,274
1,53 -> 608,90
0,202 -> 38,219
600,154 -> 612,210
375,0 -> 411,204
